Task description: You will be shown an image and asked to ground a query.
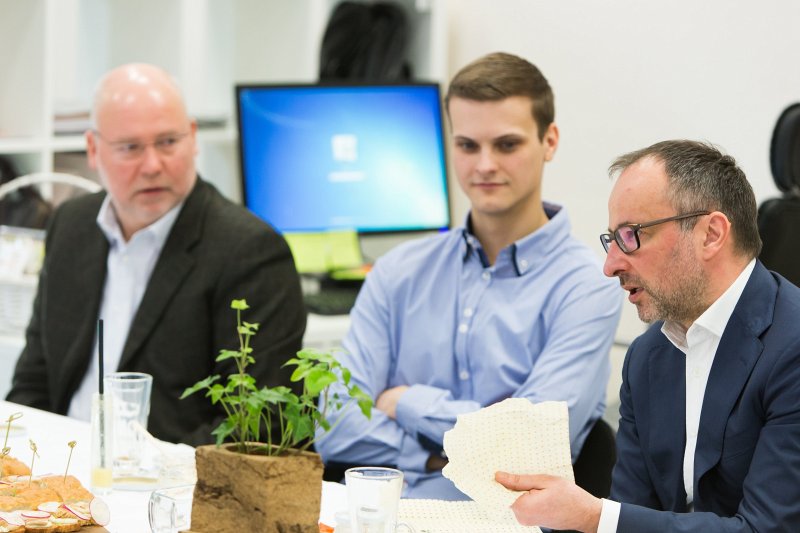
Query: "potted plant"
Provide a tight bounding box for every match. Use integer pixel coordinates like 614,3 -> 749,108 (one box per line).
181,299 -> 372,533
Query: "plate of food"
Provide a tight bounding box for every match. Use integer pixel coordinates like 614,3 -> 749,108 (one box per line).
1,462 -> 111,532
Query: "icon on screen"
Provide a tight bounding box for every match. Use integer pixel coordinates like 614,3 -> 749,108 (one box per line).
331,134 -> 358,162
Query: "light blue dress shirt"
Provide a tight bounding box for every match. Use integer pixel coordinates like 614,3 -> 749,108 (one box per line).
316,203 -> 623,500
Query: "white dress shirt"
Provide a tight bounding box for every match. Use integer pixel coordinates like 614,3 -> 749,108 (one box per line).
598,258 -> 756,532
67,196 -> 183,421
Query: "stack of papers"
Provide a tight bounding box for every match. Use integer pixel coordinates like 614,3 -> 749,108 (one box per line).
443,399 -> 573,510
429,399 -> 573,532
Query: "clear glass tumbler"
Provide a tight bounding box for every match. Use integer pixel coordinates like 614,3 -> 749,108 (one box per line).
148,484 -> 194,533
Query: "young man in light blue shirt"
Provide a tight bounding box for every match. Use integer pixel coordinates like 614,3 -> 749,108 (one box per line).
316,52 -> 622,499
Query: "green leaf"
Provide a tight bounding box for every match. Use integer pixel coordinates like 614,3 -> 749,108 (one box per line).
291,416 -> 315,443
256,387 -> 293,404
231,299 -> 249,310
318,418 -> 331,432
179,375 -> 220,399
349,385 -> 373,419
211,418 -> 237,446
295,348 -> 317,360
290,362 -> 314,382
229,373 -> 257,390
215,349 -> 240,362
305,369 -> 338,396
295,348 -> 336,365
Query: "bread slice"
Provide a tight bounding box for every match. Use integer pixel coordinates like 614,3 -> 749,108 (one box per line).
36,479 -> 92,505
47,518 -> 80,533
0,458 -> 32,478
20,518 -> 55,532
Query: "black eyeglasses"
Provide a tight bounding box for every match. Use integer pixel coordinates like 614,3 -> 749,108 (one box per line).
600,211 -> 710,254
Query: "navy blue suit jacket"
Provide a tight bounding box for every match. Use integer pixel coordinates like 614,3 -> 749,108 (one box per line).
610,261 -> 800,532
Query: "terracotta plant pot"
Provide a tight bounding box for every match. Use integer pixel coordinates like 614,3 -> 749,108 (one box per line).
190,443 -> 323,533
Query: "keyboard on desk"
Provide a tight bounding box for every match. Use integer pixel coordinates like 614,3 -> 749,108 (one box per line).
304,288 -> 359,315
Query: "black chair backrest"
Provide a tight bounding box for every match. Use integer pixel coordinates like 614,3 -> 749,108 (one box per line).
758,103 -> 800,286
319,1 -> 410,81
770,103 -> 800,194
573,417 -> 617,499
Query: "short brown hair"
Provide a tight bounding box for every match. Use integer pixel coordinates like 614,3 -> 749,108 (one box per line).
609,140 -> 762,258
445,52 -> 554,140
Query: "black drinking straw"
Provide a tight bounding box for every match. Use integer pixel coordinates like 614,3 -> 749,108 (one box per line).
98,319 -> 107,473
98,319 -> 104,394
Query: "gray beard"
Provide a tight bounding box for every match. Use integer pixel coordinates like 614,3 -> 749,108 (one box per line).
631,244 -> 709,325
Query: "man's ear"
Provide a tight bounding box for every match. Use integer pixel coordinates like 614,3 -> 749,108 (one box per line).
700,211 -> 731,259
543,123 -> 559,162
189,118 -> 199,156
85,129 -> 98,170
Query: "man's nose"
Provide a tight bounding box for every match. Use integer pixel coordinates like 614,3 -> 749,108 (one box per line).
603,240 -> 627,278
476,149 -> 498,174
139,144 -> 163,174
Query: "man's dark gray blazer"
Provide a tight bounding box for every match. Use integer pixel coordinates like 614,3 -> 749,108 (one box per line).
6,178 -> 306,446
611,261 -> 800,531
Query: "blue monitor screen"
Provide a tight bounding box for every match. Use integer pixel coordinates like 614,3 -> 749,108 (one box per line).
236,83 -> 450,234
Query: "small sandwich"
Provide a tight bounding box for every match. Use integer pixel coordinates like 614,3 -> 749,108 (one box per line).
45,517 -> 81,533
0,458 -> 31,478
36,478 -> 93,506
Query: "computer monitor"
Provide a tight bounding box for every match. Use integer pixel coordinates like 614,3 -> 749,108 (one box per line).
235,83 -> 451,244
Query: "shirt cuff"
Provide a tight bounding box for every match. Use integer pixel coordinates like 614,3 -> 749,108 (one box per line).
395,384 -> 448,438
597,499 -> 621,533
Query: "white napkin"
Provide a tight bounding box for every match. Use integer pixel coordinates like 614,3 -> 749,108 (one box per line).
442,399 -> 573,523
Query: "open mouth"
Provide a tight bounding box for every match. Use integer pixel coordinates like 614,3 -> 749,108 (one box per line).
621,282 -> 644,302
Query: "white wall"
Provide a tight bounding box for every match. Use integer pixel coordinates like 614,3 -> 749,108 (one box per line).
445,0 -> 800,342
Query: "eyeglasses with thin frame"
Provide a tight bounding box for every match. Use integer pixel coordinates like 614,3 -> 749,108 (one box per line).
92,130 -> 191,161
599,211 -> 710,254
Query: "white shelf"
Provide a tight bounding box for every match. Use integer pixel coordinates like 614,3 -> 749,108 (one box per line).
0,0 -> 447,197
0,138 -> 50,154
49,135 -> 89,152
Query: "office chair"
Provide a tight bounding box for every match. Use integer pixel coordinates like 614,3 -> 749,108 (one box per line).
758,103 -> 800,286
573,417 -> 617,498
